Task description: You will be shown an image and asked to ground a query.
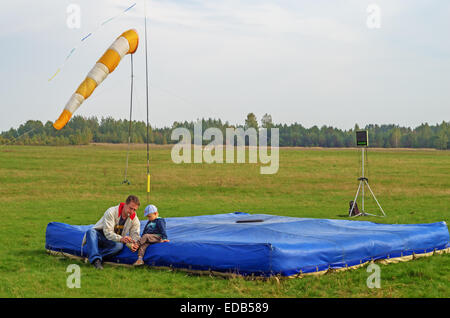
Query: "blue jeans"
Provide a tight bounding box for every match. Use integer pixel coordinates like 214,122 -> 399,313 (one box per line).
85,228 -> 124,264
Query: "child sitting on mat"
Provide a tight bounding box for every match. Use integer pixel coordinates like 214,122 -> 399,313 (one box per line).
132,204 -> 169,266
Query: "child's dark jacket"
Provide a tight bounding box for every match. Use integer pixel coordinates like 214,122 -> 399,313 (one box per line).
142,218 -> 168,240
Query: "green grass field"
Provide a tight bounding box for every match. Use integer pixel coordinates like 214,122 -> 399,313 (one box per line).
0,144 -> 449,298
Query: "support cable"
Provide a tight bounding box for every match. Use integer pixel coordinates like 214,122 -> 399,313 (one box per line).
122,54 -> 134,185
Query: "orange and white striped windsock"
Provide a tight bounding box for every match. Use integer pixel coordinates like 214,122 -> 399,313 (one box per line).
53,29 -> 139,130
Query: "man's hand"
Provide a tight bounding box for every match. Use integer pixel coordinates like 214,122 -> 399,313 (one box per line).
120,236 -> 134,244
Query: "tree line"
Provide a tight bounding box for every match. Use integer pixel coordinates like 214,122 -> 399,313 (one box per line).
1,113 -> 449,149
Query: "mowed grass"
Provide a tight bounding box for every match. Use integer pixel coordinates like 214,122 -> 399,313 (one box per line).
0,144 -> 449,298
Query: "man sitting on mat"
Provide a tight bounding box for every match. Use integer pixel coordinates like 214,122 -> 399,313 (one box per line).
83,195 -> 141,269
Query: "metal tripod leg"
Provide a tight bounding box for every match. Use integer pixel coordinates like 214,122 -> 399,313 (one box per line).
364,180 -> 386,216
349,180 -> 362,217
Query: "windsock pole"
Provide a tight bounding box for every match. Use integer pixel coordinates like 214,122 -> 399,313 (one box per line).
144,0 -> 151,203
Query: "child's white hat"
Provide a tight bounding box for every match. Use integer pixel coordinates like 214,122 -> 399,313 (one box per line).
144,204 -> 158,217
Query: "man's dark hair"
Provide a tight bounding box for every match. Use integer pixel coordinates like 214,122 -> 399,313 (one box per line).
126,195 -> 140,206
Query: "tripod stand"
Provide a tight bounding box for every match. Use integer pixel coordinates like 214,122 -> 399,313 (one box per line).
349,147 -> 386,217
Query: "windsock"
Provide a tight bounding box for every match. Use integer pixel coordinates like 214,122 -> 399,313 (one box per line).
53,29 -> 139,130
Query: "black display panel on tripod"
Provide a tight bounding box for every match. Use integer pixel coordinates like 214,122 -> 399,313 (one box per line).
356,130 -> 368,147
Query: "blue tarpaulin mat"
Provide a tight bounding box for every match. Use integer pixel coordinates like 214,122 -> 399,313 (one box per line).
45,212 -> 450,277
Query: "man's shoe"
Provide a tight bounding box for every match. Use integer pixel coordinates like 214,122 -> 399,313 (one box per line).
93,259 -> 103,270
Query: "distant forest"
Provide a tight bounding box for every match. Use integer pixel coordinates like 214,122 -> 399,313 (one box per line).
1,113 -> 449,149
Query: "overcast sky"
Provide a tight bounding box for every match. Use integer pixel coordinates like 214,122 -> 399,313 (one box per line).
1,0 -> 449,132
